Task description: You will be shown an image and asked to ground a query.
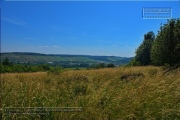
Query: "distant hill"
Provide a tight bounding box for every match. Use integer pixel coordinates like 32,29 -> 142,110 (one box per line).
0,52 -> 133,67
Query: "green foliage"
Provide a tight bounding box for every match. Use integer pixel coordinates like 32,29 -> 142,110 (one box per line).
0,58 -> 64,73
1,53 -> 132,67
129,18 -> 180,67
151,19 -> 180,66
96,63 -> 106,69
127,58 -> 141,66
90,63 -> 105,69
48,66 -> 64,75
135,31 -> 155,65
2,57 -> 12,66
91,63 -> 115,69
107,63 -> 115,68
37,64 -> 51,71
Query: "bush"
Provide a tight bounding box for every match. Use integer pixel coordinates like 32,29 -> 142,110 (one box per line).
127,59 -> 141,66
107,63 -> 115,68
48,66 -> 64,75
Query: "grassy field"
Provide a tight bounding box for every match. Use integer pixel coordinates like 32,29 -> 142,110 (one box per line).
1,66 -> 180,119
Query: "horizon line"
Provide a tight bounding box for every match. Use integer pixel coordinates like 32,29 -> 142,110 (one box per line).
0,52 -> 134,58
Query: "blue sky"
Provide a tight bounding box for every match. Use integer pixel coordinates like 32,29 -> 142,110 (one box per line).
1,1 -> 180,57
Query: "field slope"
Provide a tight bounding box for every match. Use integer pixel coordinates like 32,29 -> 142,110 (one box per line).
1,66 -> 180,119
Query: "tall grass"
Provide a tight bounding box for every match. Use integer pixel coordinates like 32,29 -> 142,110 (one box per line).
1,66 -> 180,119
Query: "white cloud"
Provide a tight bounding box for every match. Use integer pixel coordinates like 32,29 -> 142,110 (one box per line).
2,16 -> 27,27
37,45 -> 58,48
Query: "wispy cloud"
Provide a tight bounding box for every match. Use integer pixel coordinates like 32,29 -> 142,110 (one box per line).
2,16 -> 27,27
53,46 -> 58,48
37,45 -> 58,48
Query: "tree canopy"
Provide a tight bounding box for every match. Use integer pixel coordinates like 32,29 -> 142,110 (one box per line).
135,31 -> 155,65
129,18 -> 180,67
151,19 -> 180,66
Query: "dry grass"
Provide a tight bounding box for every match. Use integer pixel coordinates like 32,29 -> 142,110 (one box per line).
1,66 -> 180,119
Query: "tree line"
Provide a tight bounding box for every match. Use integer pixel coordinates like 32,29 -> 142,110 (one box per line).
128,18 -> 180,67
0,57 -> 115,73
0,57 -> 63,73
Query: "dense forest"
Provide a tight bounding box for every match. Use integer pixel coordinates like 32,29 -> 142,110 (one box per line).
128,18 -> 180,67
